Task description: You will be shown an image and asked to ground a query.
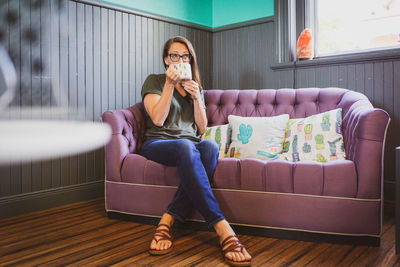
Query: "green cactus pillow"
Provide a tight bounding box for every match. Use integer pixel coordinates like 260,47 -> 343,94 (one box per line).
201,124 -> 232,158
227,114 -> 290,160
282,108 -> 346,163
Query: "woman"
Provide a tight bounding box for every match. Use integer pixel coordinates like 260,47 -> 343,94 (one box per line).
140,36 -> 252,266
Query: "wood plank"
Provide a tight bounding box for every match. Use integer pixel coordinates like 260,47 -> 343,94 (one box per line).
0,199 -> 102,226
1,206 -> 104,244
25,223 -> 151,266
0,199 -> 396,266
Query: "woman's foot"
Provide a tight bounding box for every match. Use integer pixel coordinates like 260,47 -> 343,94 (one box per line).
149,213 -> 175,255
214,220 -> 252,266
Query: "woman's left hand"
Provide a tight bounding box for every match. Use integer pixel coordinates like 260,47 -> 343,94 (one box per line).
181,80 -> 200,100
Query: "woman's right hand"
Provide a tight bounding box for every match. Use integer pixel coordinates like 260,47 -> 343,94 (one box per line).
165,65 -> 180,86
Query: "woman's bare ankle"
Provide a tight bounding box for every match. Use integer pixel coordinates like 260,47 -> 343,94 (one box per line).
159,213 -> 175,227
214,220 -> 235,242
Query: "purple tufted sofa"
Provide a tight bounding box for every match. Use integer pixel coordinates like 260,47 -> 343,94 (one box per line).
102,88 -> 390,244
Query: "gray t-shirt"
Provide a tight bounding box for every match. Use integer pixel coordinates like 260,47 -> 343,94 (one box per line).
141,74 -> 205,142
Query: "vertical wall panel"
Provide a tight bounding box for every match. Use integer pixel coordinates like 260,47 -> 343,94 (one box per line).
31,0 -> 42,191
373,62 -> 384,109
153,20 -> 160,74
85,5 -> 95,182
347,64 -> 356,91
100,8 -> 109,112
121,13 -> 129,109
76,3 -> 86,184
20,0 -> 32,193
108,10 -> 115,110
128,14 -> 135,106
394,62 -> 400,153
0,0 -> 10,198
355,64 -> 365,95
68,1 -> 78,186
383,62 -> 394,182
115,11 -> 122,110
135,16 -> 141,103
59,0 -> 70,187
93,6 -> 101,121
0,0 -> 10,199
93,7 -> 102,182
364,63 -> 374,101
147,18 -> 153,75
41,0 -> 52,189
141,17 -> 148,86
329,65 -> 339,87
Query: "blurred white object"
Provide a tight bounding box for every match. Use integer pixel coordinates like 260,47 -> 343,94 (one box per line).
0,120 -> 111,164
0,45 -> 111,164
0,46 -> 17,109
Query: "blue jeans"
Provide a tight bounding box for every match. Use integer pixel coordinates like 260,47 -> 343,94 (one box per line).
140,138 -> 225,228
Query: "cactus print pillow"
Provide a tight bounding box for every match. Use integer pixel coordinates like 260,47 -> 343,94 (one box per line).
201,124 -> 232,158
227,114 -> 289,160
282,108 -> 346,163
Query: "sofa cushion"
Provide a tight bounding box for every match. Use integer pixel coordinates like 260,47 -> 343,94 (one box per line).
201,124 -> 231,158
121,154 -> 180,186
121,154 -> 357,198
282,108 -> 346,163
227,114 -> 289,160
212,158 -> 357,198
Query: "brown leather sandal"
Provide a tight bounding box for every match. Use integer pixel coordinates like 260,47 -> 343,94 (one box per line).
148,223 -> 173,255
221,235 -> 252,266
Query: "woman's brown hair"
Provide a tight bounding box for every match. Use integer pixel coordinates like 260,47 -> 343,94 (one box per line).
162,36 -> 202,89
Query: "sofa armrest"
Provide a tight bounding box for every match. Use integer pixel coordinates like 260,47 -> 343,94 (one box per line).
102,106 -> 141,182
342,100 -> 390,199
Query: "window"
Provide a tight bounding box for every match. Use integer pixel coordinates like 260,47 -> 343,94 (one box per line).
316,0 -> 400,56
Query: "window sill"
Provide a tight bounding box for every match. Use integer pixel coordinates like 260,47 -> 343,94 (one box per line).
271,47 -> 400,70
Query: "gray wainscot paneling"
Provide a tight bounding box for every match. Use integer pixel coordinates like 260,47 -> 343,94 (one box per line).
0,0 -> 212,218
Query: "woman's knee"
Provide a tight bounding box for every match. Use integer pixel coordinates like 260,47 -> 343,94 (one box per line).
175,139 -> 197,156
198,139 -> 219,156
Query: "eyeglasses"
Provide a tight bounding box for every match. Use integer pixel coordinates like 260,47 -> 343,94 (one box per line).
168,53 -> 192,62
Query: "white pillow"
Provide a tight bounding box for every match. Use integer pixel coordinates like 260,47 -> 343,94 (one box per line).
201,124 -> 231,158
282,108 -> 346,162
227,114 -> 289,160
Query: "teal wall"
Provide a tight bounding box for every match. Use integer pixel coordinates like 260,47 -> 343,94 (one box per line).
100,0 -> 274,28
212,0 -> 274,28
101,0 -> 213,28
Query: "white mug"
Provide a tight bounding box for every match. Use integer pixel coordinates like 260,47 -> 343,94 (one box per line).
174,63 -> 192,81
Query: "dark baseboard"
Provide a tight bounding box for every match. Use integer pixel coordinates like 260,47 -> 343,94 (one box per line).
0,180 -> 104,219
106,211 -> 380,247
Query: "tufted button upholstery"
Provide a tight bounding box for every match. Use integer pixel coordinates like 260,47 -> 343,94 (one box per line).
204,88 -> 349,126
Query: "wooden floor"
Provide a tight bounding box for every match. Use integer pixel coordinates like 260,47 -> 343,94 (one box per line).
1,198 -> 399,266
